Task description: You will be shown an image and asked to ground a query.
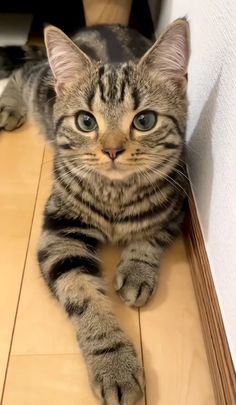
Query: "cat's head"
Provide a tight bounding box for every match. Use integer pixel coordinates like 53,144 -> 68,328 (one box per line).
45,19 -> 190,181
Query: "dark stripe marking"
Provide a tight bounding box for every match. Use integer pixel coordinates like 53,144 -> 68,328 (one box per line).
37,249 -> 49,263
98,65 -> 105,102
55,114 -> 73,133
92,342 -> 125,356
55,115 -> 67,133
162,114 -> 184,137
65,298 -> 90,317
46,86 -> 56,106
86,326 -> 121,342
43,213 -> 95,232
87,88 -> 95,110
153,236 -> 170,248
122,65 -> 131,85
56,168 -> 175,224
49,256 -> 100,282
132,87 -> 140,110
129,258 -> 157,267
165,226 -> 180,238
119,79 -> 126,102
162,142 -> 179,149
59,143 -> 73,150
117,385 -> 122,402
60,231 -> 99,250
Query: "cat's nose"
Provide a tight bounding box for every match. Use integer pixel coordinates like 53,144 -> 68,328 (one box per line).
102,148 -> 125,160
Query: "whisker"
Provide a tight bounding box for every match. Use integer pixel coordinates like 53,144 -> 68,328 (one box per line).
150,167 -> 189,198
137,168 -> 168,204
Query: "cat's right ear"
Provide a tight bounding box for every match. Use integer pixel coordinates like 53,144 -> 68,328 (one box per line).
44,26 -> 94,94
138,18 -> 190,79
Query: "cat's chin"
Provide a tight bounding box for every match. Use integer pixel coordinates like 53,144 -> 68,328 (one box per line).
101,169 -> 131,181
97,162 -> 135,181
98,166 -> 134,181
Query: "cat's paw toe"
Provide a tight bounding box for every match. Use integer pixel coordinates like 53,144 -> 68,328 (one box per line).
0,105 -> 26,131
115,262 -> 158,307
90,342 -> 144,405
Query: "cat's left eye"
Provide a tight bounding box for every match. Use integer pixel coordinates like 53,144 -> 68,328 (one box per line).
133,110 -> 157,132
75,111 -> 97,132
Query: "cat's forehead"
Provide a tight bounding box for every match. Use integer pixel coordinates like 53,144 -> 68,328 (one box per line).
91,62 -> 139,110
59,62 -> 140,124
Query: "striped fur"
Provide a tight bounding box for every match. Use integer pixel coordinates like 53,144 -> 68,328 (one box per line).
0,20 -> 190,404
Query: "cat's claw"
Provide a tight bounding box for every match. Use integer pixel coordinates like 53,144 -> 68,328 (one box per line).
0,102 -> 26,131
115,261 -> 158,307
88,342 -> 144,405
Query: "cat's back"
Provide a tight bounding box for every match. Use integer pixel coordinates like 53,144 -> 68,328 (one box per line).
73,25 -> 152,63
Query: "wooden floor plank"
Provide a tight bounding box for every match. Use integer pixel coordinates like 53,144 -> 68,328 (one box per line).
0,125 -> 44,397
140,239 -> 216,405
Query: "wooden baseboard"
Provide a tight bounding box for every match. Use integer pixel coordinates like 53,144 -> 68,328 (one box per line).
184,195 -> 236,405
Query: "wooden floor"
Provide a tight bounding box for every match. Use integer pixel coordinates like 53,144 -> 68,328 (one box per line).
0,124 -> 216,405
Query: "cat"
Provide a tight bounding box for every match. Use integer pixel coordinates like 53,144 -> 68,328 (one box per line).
0,19 -> 190,405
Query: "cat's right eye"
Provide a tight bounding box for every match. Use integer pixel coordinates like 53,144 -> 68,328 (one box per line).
75,111 -> 97,132
133,110 -> 157,132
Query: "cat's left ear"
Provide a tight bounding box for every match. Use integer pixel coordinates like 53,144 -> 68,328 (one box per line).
138,18 -> 190,79
44,25 -> 94,94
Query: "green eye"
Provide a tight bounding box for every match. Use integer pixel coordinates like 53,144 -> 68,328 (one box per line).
75,111 -> 97,132
133,110 -> 157,132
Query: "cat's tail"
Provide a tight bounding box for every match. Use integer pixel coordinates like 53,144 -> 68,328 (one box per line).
0,45 -> 46,79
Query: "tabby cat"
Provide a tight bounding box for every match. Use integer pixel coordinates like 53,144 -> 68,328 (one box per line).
0,18 -> 190,405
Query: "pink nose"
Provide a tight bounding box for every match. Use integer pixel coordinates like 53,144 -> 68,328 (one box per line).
102,148 -> 125,160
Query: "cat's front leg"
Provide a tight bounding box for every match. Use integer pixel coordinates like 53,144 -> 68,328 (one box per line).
115,237 -> 168,307
38,208 -> 144,405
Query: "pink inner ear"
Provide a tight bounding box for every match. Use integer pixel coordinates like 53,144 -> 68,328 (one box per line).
45,27 -> 92,90
46,36 -> 81,85
157,26 -> 189,75
140,20 -> 190,77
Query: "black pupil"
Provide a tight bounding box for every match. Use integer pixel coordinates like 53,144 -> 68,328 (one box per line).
139,114 -> 149,127
83,115 -> 93,129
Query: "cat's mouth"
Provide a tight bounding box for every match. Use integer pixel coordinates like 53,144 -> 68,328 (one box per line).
97,160 -> 136,180
107,160 -> 127,172
110,161 -> 118,169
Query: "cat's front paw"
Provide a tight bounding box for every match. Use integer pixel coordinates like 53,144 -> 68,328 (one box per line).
88,341 -> 144,405
115,260 -> 159,307
0,101 -> 26,131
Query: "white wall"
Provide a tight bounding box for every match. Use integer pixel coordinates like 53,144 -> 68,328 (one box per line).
149,0 -> 236,366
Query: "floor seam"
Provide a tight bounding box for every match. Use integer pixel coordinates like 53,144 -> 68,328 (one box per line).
0,145 -> 46,405
138,308 -> 147,405
9,353 -> 80,358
